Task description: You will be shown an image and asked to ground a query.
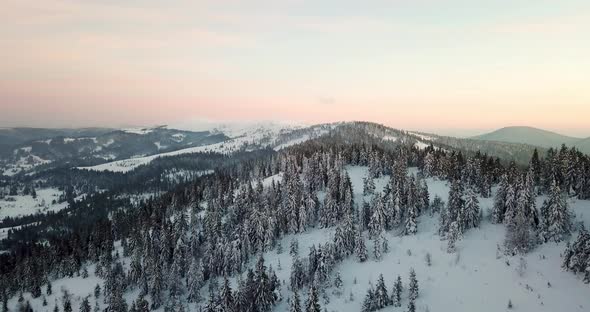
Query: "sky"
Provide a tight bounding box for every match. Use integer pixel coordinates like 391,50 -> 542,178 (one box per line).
1,0 -> 590,137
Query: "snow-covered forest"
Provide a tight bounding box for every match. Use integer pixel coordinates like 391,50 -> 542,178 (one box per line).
1,122 -> 589,312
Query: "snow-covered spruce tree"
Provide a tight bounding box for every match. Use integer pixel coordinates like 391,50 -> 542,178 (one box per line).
168,255 -> 184,300
418,177 -> 430,213
128,252 -> 142,287
491,174 -> 509,224
373,235 -> 382,261
301,191 -> 319,232
441,180 -> 464,235
446,221 -> 461,253
80,297 -> 91,312
341,170 -> 355,218
540,179 -> 572,243
254,255 -> 277,312
149,260 -> 164,309
391,275 -> 403,307
375,274 -> 390,309
93,284 -> 99,299
290,257 -> 306,290
408,268 -> 419,301
407,299 -> 416,312
463,187 -> 481,230
363,176 -> 376,196
333,271 -> 343,296
105,263 -> 127,312
423,152 -> 436,177
235,271 -> 255,312
381,234 -> 389,254
220,276 -> 235,312
562,229 -> 590,283
504,201 -> 534,255
270,266 -> 282,303
404,199 -> 418,235
503,183 -> 517,226
361,284 -> 376,312
290,239 -> 299,258
339,214 -> 357,257
523,168 -> 540,228
134,297 -> 149,312
333,226 -> 347,261
204,290 -> 219,312
361,201 -> 372,231
391,180 -> 405,227
186,258 -> 204,303
355,232 -> 368,262
290,290 -> 302,312
369,195 -> 387,238
430,195 -> 444,215
305,286 -> 321,312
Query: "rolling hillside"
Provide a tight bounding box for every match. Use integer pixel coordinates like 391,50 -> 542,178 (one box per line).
473,126 -> 590,154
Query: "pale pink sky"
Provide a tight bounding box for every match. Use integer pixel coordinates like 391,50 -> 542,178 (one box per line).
1,0 -> 590,137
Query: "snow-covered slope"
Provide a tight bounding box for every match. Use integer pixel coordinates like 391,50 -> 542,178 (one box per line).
168,120 -> 307,137
77,123 -> 329,173
76,137 -> 252,173
0,188 -> 72,219
7,166 -> 590,312
0,127 -> 227,176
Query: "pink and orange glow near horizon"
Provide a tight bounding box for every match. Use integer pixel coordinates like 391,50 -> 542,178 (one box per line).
1,0 -> 590,136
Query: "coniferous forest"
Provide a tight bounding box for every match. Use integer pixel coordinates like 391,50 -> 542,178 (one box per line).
1,122 -> 589,312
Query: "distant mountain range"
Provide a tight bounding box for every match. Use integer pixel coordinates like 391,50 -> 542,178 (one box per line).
0,127 -> 228,176
472,126 -> 590,154
2,123 -> 588,177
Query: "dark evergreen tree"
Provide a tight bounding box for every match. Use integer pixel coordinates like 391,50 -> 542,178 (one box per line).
562,229 -> 590,283
305,286 -> 321,312
374,274 -> 390,309
63,291 -> 73,312
254,255 -> 276,312
540,180 -> 572,242
361,284 -> 376,312
94,284 -> 100,299
289,290 -> 302,312
463,188 -> 481,229
392,275 -> 402,307
355,232 -> 368,262
407,299 -> 416,312
505,196 -> 534,255
220,276 -> 234,312
408,268 -> 419,301
290,239 -> 299,258
80,297 -> 91,312
333,271 -> 343,297
492,175 -> 509,224
187,258 -> 204,303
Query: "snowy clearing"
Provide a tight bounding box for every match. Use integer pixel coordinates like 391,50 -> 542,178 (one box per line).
0,188 -> 68,220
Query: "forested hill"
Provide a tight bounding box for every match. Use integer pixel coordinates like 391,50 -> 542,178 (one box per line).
1,122 -> 590,312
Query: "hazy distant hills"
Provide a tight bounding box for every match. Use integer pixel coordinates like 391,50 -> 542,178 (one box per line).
473,126 -> 590,153
0,127 -> 228,176
0,128 -> 114,151
2,123 -> 589,177
575,137 -> 590,153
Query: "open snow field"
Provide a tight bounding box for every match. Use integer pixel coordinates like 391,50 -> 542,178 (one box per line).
6,166 -> 590,312
2,155 -> 52,176
0,188 -> 68,220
